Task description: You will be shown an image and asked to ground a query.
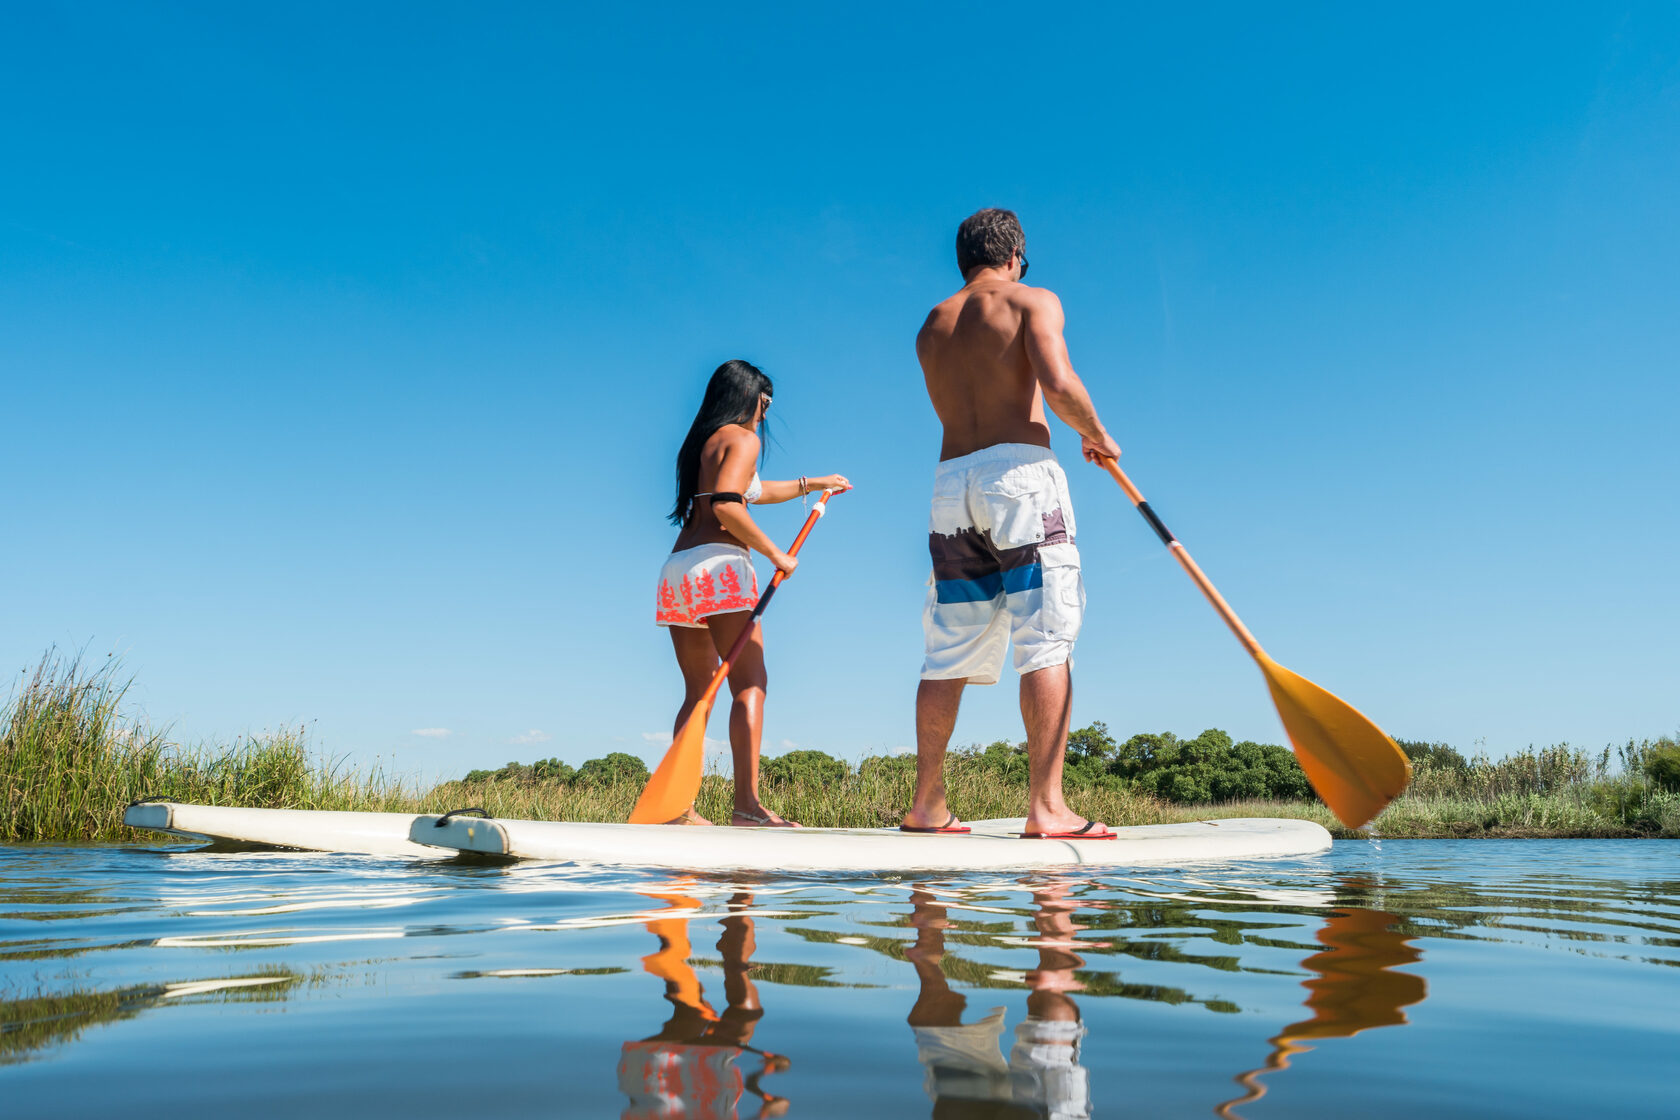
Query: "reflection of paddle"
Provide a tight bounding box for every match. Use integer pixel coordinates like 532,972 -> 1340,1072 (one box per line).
630,490 -> 843,825
1217,907 -> 1426,1118
1099,458 -> 1410,828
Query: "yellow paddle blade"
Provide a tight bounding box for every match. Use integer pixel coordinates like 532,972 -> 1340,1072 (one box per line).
1257,654 -> 1412,829
628,704 -> 710,824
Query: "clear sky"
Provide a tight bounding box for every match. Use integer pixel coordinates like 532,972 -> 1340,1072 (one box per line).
3,3 -> 1676,780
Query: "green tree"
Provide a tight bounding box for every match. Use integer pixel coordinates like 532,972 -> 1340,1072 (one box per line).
574,752 -> 650,785
762,749 -> 850,785
1066,721 -> 1117,764
1646,743 -> 1680,793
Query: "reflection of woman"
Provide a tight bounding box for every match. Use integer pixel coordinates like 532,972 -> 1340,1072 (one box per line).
906,885 -> 1096,1120
657,360 -> 849,827
618,890 -> 791,1120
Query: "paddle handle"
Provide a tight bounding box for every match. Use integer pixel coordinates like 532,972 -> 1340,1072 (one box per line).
1100,458 -> 1266,660
705,489 -> 841,701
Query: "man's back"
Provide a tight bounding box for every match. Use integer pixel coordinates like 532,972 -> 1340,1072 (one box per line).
917,278 -> 1053,462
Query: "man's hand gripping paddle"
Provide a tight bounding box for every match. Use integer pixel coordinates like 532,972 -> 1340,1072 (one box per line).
1100,458 -> 1410,828
630,489 -> 844,825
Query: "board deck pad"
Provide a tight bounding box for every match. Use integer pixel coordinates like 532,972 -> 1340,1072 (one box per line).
412,813 -> 1332,871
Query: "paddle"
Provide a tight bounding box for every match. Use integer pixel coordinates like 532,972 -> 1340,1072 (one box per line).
629,489 -> 843,825
1099,457 -> 1410,828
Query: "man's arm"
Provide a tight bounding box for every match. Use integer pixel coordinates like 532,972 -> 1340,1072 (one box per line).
1022,289 -> 1121,463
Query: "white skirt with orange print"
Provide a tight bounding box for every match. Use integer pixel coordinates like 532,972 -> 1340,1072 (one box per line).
656,543 -> 760,628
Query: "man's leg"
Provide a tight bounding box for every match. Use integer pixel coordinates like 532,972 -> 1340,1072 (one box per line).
1020,662 -> 1086,835
903,677 -> 966,829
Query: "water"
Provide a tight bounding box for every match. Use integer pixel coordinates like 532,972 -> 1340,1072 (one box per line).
2,840 -> 1675,1118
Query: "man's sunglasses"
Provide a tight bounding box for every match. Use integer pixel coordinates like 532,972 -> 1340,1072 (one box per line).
1017,249 -> 1029,280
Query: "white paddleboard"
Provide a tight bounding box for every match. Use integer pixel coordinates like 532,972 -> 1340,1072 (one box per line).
124,802 -> 444,858
411,813 -> 1332,871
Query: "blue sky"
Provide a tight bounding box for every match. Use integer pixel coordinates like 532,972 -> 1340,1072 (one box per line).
3,3 -> 1676,779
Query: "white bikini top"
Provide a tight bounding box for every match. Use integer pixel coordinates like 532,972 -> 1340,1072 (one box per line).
694,471 -> 762,506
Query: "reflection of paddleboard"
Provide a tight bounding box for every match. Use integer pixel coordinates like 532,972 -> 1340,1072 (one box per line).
124,802 -> 444,858
413,814 -> 1331,871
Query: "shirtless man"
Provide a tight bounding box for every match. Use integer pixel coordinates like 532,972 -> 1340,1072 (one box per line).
901,208 -> 1122,839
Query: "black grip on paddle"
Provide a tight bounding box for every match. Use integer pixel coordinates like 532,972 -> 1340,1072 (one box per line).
1137,502 -> 1177,546
749,582 -> 779,619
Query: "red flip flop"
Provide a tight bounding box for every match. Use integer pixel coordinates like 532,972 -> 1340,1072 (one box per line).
1019,820 -> 1117,840
900,813 -> 972,835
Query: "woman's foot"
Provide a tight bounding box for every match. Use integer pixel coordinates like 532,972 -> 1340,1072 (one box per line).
730,805 -> 800,828
664,808 -> 715,826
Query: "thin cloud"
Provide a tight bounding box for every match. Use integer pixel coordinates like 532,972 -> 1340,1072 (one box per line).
642,730 -> 729,751
509,729 -> 551,746
412,728 -> 452,739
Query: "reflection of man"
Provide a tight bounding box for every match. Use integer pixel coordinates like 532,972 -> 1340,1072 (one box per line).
619,891 -> 789,1120
905,887 -> 1096,1119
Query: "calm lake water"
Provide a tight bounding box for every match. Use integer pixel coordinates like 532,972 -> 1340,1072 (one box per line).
2,839 -> 1675,1118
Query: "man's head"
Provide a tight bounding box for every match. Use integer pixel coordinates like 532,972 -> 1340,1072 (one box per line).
955,208 -> 1027,280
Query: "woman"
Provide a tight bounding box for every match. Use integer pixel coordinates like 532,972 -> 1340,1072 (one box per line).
656,359 -> 849,827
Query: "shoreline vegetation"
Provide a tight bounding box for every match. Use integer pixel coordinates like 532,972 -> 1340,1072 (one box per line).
4,653 -> 1677,844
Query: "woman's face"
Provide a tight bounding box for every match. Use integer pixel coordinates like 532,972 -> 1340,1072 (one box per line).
754,391 -> 772,428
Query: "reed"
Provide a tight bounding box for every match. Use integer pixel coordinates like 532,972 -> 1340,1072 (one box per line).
5,651 -> 1675,842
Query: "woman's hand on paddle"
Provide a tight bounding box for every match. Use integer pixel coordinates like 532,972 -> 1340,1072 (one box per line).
770,549 -> 799,577
811,473 -> 851,493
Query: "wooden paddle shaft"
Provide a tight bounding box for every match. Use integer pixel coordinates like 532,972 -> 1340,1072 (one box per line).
1100,459 -> 1266,660
700,489 -> 838,706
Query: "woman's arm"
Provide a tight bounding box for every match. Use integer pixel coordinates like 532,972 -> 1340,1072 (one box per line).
754,474 -> 852,505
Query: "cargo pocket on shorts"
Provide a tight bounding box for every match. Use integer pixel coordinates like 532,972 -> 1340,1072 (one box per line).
1037,542 -> 1085,642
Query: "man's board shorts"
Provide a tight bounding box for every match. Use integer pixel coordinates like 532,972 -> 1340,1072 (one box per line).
913,1009 -> 1091,1120
657,543 -> 759,628
922,443 -> 1085,685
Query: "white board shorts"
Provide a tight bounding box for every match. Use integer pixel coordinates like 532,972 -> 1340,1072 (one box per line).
656,543 -> 759,628
921,444 -> 1085,685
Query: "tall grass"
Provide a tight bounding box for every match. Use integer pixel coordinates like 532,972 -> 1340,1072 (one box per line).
0,652 -> 418,842
5,651 -> 1676,842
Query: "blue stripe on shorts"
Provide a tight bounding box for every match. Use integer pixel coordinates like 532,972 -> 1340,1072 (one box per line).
934,563 -> 1043,604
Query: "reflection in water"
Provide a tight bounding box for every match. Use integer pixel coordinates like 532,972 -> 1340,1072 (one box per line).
619,888 -> 790,1119
908,885 -> 1095,1120
1217,903 -> 1427,1118
1,970 -> 300,1065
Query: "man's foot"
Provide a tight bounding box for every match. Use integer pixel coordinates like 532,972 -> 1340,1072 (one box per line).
664,808 -> 714,826
1019,819 -> 1116,840
731,806 -> 800,828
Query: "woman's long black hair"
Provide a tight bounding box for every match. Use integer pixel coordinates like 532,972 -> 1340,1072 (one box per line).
670,359 -> 774,526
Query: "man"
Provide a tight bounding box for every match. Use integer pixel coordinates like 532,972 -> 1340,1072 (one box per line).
902,208 -> 1122,839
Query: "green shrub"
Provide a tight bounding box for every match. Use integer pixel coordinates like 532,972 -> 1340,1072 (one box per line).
574,752 -> 649,786
1397,739 -> 1469,772
1645,743 -> 1680,793
761,749 -> 850,785
464,757 -> 578,785
1105,728 -> 1312,803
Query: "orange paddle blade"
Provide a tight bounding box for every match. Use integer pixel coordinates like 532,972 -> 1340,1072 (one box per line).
1257,653 -> 1412,829
629,703 -> 712,824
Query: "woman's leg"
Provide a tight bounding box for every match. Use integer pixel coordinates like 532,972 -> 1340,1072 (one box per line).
667,625 -> 722,825
703,611 -> 797,826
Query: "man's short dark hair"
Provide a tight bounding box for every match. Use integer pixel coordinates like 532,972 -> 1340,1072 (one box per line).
955,208 -> 1025,277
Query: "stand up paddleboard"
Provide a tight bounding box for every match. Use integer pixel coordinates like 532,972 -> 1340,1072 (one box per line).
124,802 -> 445,858
126,802 -> 1331,870
412,813 -> 1331,872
